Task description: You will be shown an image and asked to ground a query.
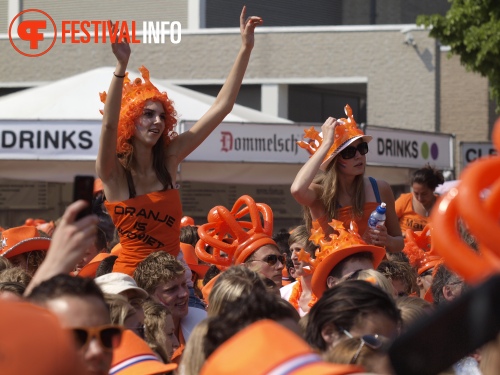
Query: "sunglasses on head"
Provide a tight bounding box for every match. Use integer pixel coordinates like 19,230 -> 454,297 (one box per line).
253,254 -> 285,266
71,325 -> 123,351
340,142 -> 369,159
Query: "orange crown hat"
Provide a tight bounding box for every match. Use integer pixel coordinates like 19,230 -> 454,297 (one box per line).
0,226 -> 51,259
1,301 -> 87,375
308,219 -> 386,298
200,320 -> 363,375
402,224 -> 442,275
99,66 -> 178,156
110,330 -> 178,375
181,242 -> 210,278
297,104 -> 372,171
430,116 -> 500,286
195,195 -> 276,268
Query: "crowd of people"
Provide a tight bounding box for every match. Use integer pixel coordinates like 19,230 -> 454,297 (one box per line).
1,6 -> 499,375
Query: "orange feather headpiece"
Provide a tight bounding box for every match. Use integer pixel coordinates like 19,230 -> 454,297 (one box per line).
430,116 -> 500,285
297,104 -> 372,171
195,195 -> 276,269
402,224 -> 442,276
307,219 -> 386,298
100,66 -> 178,156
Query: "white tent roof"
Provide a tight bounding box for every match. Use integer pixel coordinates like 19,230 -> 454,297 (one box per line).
0,67 -> 291,123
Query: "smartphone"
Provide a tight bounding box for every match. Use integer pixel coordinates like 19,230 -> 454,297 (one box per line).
73,175 -> 95,221
388,275 -> 500,375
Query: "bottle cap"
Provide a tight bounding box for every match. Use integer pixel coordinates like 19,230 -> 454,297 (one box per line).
376,202 -> 386,214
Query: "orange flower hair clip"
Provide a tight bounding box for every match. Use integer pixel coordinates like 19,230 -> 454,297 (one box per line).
430,117 -> 500,285
297,104 -> 372,170
100,66 -> 178,155
195,195 -> 276,268
402,225 -> 442,276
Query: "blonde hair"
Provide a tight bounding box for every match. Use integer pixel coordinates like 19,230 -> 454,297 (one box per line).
0,256 -> 12,272
179,319 -> 209,375
322,157 -> 365,220
304,158 -> 365,230
104,293 -> 134,325
134,251 -> 185,294
324,337 -> 388,373
349,269 -> 396,298
396,296 -> 433,332
207,265 -> 267,317
143,299 -> 172,363
0,267 -> 32,287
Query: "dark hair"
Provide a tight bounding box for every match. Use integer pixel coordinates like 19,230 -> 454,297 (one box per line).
328,252 -> 374,279
272,229 -> 291,256
203,289 -> 299,358
95,255 -> 118,278
92,193 -> 117,248
0,281 -> 26,296
305,280 -> 401,352
412,164 -> 444,191
203,264 -> 221,286
430,264 -> 463,306
180,225 -> 199,248
27,274 -> 107,306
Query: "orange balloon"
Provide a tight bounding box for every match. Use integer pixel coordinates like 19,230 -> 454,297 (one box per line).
430,188 -> 495,285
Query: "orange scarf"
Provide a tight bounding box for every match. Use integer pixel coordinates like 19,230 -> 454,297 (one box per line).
288,277 -> 318,311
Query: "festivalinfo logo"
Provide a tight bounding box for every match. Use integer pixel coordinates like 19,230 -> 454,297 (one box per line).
9,9 -> 182,57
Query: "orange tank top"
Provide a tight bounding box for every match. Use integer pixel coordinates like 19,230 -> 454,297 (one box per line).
105,188 -> 182,276
395,192 -> 428,233
336,202 -> 379,235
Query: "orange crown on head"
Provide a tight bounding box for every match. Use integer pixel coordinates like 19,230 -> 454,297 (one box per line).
297,105 -> 370,170
99,66 -> 178,155
303,220 -> 368,272
308,219 -> 387,298
403,225 -> 442,275
195,195 -> 276,268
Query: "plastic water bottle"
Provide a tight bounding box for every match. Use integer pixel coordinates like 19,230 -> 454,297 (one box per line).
368,202 -> 386,229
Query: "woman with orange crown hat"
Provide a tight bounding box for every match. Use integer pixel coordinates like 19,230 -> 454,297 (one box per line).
97,7 -> 263,277
291,107 -> 403,253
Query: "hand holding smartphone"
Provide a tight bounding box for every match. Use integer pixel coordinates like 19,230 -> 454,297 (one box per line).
73,175 -> 95,221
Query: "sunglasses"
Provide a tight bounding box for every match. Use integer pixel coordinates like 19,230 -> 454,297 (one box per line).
350,334 -> 383,364
340,142 -> 369,159
253,254 -> 285,266
71,325 -> 123,351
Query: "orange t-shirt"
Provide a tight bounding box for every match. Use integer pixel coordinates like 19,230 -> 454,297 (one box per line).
395,192 -> 428,233
105,189 -> 182,276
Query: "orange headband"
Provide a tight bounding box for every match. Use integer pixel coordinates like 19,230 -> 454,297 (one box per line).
100,66 -> 178,156
430,117 -> 500,285
195,195 -> 276,268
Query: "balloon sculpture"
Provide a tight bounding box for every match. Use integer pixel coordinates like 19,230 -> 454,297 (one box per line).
195,195 -> 275,269
430,117 -> 500,285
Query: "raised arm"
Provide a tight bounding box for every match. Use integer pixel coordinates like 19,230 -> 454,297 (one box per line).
291,117 -> 338,207
96,25 -> 131,190
170,6 -> 263,162
24,201 -> 99,296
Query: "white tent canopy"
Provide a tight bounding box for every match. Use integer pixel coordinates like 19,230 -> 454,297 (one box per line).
0,67 -> 291,183
0,67 -> 292,123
